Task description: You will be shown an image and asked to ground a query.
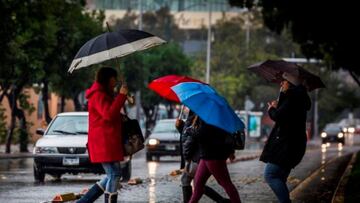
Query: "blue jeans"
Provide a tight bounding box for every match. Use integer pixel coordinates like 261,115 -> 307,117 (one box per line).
98,162 -> 122,193
264,163 -> 291,203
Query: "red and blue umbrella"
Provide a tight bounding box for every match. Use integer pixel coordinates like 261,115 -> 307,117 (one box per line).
148,75 -> 205,102
171,82 -> 244,133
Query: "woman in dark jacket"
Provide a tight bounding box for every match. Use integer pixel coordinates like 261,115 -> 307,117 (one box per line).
260,72 -> 311,203
176,111 -> 230,203
187,116 -> 241,203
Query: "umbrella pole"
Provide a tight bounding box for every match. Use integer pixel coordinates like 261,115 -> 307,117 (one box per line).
178,105 -> 184,119
106,22 -> 134,106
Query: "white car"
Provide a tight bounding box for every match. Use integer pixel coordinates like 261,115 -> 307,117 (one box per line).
33,112 -> 131,182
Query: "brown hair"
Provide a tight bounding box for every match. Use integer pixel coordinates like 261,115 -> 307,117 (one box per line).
95,67 -> 117,93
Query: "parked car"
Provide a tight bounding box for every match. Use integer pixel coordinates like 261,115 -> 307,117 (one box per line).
33,112 -> 131,182
145,119 -> 181,161
321,123 -> 345,144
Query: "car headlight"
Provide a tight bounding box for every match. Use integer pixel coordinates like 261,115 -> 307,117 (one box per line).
33,147 -> 58,154
321,132 -> 327,138
148,138 -> 160,146
348,127 -> 355,133
342,128 -> 348,133
337,132 -> 344,138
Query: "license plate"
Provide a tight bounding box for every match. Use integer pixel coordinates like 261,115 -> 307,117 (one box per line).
63,157 -> 79,166
165,144 -> 176,150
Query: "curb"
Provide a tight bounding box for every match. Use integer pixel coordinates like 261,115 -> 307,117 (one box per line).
290,152 -> 353,201
0,153 -> 34,159
332,152 -> 358,203
228,153 -> 261,164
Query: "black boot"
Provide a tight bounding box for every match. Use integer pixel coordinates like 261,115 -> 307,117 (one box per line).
204,186 -> 230,203
104,192 -> 118,203
182,186 -> 193,203
76,183 -> 104,203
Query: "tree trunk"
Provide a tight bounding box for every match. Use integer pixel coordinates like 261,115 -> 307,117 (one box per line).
60,96 -> 65,112
5,89 -> 16,153
73,93 -> 81,111
166,103 -> 175,118
17,109 -> 28,152
5,114 -> 15,154
349,70 -> 360,87
142,105 -> 158,138
42,80 -> 52,124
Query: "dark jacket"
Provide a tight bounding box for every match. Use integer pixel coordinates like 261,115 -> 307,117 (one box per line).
176,113 -> 201,168
260,85 -> 311,170
192,118 -> 234,160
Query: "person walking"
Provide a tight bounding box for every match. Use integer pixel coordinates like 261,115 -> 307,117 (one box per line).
77,67 -> 128,203
176,111 -> 230,203
260,72 -> 311,203
186,116 -> 241,203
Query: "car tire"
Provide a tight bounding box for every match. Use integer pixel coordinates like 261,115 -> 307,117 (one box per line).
121,161 -> 132,182
146,153 -> 153,161
154,156 -> 160,162
33,164 -> 45,183
51,173 -> 62,181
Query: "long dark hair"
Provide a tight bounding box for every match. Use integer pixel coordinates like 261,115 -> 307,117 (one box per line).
95,67 -> 117,94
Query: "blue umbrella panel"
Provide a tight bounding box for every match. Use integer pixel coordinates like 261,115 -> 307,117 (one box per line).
171,82 -> 244,134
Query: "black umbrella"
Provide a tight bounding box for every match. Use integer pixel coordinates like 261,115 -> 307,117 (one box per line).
68,29 -> 166,73
248,60 -> 326,91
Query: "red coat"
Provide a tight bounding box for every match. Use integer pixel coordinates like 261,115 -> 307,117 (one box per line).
85,82 -> 126,163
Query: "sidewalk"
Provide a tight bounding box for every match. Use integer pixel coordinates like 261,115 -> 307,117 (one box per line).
0,144 -> 34,159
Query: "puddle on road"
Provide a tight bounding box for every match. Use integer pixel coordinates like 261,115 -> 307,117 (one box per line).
0,158 -> 32,172
148,161 -> 158,203
319,142 -> 344,181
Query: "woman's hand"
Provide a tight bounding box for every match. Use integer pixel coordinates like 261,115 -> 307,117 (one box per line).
175,119 -> 184,128
267,100 -> 278,110
229,153 -> 236,163
119,84 -> 128,95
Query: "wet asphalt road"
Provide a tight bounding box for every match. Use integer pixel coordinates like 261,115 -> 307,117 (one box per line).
0,136 -> 360,203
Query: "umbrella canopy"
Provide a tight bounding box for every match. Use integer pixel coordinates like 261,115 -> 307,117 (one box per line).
248,59 -> 325,91
171,82 -> 245,134
148,75 -> 205,102
68,29 -> 166,73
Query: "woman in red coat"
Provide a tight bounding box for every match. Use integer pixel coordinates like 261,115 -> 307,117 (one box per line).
77,67 -> 128,203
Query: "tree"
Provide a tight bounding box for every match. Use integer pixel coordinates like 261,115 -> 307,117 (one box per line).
48,8 -> 104,113
192,10 -> 301,110
229,0 -> 360,86
121,43 -> 191,135
0,0 -> 104,152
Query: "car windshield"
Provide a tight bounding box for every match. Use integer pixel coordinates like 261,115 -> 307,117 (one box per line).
324,124 -> 341,133
152,120 -> 177,133
46,115 -> 88,135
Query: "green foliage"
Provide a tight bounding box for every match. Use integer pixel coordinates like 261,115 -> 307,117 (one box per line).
193,10 -> 301,110
229,0 -> 360,84
316,71 -> 360,129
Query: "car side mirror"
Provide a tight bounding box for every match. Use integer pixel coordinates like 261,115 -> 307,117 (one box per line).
36,128 -> 45,136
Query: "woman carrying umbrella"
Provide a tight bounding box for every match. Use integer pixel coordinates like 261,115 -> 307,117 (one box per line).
187,117 -> 241,203
176,110 -> 231,203
77,67 -> 128,203
260,72 -> 311,203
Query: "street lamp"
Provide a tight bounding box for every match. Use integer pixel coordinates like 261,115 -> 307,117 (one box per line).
206,1 -> 212,84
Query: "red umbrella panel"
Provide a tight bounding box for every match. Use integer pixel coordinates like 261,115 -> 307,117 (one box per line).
148,75 -> 205,102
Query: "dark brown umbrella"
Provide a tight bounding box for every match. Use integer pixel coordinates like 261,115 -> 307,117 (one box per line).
248,60 -> 325,91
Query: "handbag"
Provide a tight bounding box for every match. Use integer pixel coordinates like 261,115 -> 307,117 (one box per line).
122,115 -> 145,156
226,130 -> 246,150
